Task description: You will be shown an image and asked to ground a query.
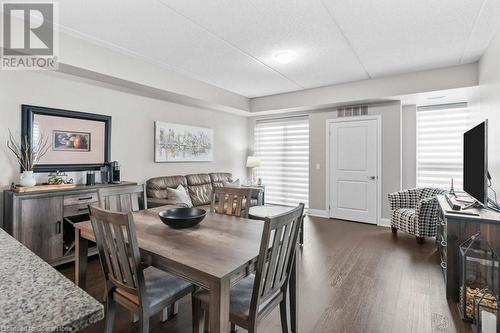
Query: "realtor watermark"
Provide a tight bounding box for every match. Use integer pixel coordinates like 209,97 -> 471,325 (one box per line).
1,2 -> 59,70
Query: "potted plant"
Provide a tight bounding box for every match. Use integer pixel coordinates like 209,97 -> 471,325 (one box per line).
7,129 -> 49,187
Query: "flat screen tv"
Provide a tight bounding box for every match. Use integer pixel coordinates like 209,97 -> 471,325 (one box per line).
463,120 -> 488,204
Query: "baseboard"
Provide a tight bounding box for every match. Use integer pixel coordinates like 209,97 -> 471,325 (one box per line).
307,209 -> 329,218
378,218 -> 391,227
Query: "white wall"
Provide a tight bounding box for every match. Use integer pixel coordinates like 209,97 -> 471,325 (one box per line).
0,70 -> 249,227
402,105 -> 417,189
479,34 -> 500,197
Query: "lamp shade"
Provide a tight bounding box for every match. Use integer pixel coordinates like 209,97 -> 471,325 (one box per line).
246,156 -> 261,168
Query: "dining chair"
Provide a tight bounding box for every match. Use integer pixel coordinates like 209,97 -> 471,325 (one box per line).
98,184 -> 147,212
89,205 -> 194,333
192,203 -> 305,333
210,187 -> 254,218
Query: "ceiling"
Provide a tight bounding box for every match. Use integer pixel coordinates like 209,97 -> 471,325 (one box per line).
56,0 -> 500,98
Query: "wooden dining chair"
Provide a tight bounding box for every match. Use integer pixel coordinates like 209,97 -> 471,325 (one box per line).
89,205 -> 194,333
192,203 -> 305,333
98,184 -> 147,212
210,187 -> 254,218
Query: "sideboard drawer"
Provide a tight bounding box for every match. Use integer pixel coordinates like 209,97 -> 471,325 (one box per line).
64,203 -> 92,217
63,192 -> 98,206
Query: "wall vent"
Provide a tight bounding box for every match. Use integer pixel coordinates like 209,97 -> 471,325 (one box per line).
337,105 -> 368,117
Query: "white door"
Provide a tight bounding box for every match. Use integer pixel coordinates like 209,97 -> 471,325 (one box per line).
329,118 -> 379,224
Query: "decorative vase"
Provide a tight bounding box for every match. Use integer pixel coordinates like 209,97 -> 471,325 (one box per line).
20,171 -> 36,187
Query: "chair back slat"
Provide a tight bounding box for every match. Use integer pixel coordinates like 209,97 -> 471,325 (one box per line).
211,187 -> 253,218
89,205 -> 145,297
98,184 -> 147,213
250,203 -> 304,316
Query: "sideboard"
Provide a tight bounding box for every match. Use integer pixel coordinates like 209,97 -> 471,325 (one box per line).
436,194 -> 500,301
3,182 -> 136,266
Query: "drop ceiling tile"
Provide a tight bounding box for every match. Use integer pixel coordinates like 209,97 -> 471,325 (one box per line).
162,0 -> 369,91
57,0 -> 300,97
461,0 -> 500,63
322,0 -> 485,77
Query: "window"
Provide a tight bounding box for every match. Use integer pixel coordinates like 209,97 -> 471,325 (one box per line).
254,117 -> 309,207
416,103 -> 477,189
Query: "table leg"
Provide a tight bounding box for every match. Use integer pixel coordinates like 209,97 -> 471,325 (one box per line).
209,278 -> 231,333
290,247 -> 299,333
75,228 -> 89,289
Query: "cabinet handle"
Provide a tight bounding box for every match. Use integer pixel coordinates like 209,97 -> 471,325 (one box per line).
441,240 -> 447,247
440,261 -> 447,270
56,221 -> 61,234
78,196 -> 94,201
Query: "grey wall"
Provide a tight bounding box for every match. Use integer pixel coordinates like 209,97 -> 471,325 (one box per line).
308,102 -> 402,219
0,70 -> 249,227
249,101 -> 402,221
479,34 -> 500,197
402,105 -> 417,189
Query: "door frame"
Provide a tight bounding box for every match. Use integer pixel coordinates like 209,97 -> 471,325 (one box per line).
325,115 -> 382,225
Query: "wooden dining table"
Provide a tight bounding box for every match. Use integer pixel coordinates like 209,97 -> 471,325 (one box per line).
74,206 -> 299,333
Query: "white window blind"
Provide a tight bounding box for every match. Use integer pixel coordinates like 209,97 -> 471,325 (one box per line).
416,103 -> 477,189
254,117 -> 309,207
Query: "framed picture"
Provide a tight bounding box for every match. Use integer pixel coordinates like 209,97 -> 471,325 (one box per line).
52,131 -> 91,151
155,121 -> 213,162
22,105 -> 112,172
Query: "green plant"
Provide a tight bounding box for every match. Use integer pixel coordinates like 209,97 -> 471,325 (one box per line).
7,129 -> 50,171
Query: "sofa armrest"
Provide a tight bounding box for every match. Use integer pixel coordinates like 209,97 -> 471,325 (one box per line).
388,189 -> 418,210
415,196 -> 440,237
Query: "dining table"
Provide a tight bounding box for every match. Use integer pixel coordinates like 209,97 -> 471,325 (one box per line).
74,205 -> 299,333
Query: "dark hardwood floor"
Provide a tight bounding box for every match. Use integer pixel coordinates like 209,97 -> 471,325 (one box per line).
58,216 -> 471,333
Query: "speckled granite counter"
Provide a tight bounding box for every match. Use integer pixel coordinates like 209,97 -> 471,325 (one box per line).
0,228 -> 103,332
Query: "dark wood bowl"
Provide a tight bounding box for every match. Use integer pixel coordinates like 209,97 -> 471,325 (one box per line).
158,207 -> 207,229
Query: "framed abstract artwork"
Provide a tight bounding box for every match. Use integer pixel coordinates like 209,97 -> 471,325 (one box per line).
22,105 -> 111,172
154,121 -> 213,162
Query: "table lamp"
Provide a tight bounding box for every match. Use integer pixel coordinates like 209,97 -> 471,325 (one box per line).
246,156 -> 261,185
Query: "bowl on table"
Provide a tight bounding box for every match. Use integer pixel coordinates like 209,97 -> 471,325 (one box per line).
158,207 -> 207,229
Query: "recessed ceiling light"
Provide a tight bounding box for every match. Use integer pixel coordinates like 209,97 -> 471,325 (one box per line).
427,95 -> 446,100
273,51 -> 296,64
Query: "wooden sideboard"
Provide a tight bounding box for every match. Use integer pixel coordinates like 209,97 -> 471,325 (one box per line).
436,195 -> 500,301
3,182 -> 136,266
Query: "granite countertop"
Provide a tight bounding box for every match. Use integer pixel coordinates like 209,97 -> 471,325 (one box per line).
0,228 -> 103,332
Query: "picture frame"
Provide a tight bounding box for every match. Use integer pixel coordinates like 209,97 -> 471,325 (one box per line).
154,121 -> 213,162
21,105 -> 112,172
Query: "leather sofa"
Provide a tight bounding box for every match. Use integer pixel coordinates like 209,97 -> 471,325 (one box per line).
146,172 -> 234,209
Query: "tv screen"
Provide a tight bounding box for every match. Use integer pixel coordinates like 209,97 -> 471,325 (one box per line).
463,120 -> 488,204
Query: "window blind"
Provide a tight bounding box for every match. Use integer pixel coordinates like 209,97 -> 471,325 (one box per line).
254,117 -> 309,207
416,103 -> 477,190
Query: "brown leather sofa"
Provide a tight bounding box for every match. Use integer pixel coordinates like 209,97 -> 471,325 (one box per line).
146,172 -> 233,209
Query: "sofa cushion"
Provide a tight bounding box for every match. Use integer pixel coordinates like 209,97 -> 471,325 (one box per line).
209,172 -> 233,188
146,176 -> 187,199
186,174 -> 211,186
188,184 -> 213,206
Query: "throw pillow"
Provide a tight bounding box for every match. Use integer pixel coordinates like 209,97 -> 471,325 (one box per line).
166,184 -> 193,208
222,179 -> 240,188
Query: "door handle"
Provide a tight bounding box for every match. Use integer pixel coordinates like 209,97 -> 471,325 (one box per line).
56,221 -> 62,234
368,176 -> 377,180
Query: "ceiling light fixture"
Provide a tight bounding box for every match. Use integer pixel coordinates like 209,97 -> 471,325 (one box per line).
273,50 -> 296,64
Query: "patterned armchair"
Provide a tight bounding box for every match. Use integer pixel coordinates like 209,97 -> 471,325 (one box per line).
388,187 -> 446,243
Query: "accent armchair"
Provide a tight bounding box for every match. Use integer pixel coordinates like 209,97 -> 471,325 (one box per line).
388,187 -> 446,243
